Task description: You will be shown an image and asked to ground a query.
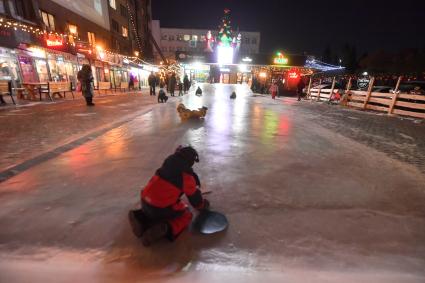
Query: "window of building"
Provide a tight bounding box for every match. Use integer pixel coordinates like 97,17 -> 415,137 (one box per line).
7,0 -> 26,18
0,0 -> 4,14
244,37 -> 250,44
183,34 -> 190,41
120,4 -> 127,17
200,35 -> 206,42
88,32 -> 96,45
109,0 -> 116,9
111,19 -> 119,32
192,35 -> 198,42
40,10 -> 55,31
161,34 -> 168,41
168,35 -> 175,41
189,40 -> 197,48
68,23 -> 78,36
122,26 -> 128,38
251,38 -> 257,44
177,35 -> 183,41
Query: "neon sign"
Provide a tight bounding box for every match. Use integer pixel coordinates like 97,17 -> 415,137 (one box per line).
45,34 -> 63,47
273,52 -> 288,65
288,68 -> 300,79
288,72 -> 299,79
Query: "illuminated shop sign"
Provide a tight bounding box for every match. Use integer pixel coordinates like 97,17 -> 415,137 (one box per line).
45,34 -> 64,47
273,52 -> 288,65
288,68 -> 300,79
242,56 -> 252,62
288,72 -> 299,79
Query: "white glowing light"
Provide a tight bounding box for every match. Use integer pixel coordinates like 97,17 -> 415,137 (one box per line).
220,68 -> 230,72
238,64 -> 248,72
28,47 -> 45,58
242,57 -> 252,62
217,45 -> 234,65
192,61 -> 202,69
259,72 -> 267,78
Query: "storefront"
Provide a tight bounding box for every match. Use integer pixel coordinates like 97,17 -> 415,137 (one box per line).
128,65 -> 152,88
0,47 -> 21,84
182,63 -> 211,83
140,64 -> 159,87
46,50 -> 79,86
16,46 -> 49,83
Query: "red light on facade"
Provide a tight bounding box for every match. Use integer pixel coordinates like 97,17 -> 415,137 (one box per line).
46,39 -> 63,47
288,72 -> 299,79
45,34 -> 63,47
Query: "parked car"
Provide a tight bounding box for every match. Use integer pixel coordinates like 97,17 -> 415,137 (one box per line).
391,81 -> 425,95
372,86 -> 392,93
306,83 -> 345,93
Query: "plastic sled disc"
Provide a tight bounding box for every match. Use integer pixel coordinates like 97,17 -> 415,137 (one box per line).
192,210 -> 228,234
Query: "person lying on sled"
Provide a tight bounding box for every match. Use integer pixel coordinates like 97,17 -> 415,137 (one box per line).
128,145 -> 210,246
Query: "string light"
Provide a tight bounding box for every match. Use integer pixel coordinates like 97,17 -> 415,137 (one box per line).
126,1 -> 143,56
0,16 -> 163,71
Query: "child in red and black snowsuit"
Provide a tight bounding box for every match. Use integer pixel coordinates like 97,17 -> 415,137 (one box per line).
128,146 -> 209,246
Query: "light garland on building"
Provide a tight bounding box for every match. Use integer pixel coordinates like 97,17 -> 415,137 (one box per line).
126,2 -> 143,56
0,17 -> 43,35
0,16 -> 162,70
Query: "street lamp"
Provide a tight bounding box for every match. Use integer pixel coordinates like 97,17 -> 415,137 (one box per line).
134,51 -> 139,57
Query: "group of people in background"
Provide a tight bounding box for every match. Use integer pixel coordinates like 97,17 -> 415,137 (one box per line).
148,72 -> 192,103
251,75 -> 307,101
75,66 -> 196,107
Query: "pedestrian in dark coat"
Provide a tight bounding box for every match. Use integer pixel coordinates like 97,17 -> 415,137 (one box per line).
183,75 -> 190,93
169,73 -> 177,96
77,64 -> 95,106
297,78 -> 306,101
165,75 -> 169,92
129,74 -> 135,90
178,80 -> 183,96
148,72 -> 156,96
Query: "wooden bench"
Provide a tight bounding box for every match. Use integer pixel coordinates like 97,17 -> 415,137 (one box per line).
97,81 -> 112,95
12,87 -> 26,100
0,80 -> 16,105
119,82 -> 129,92
41,82 -> 74,101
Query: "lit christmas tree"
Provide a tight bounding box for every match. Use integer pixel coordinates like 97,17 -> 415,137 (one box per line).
218,8 -> 233,47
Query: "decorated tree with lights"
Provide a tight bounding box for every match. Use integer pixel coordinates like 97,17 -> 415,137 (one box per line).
218,8 -> 233,47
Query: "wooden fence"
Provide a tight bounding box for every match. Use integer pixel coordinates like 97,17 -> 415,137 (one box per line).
306,76 -> 425,119
308,77 -> 340,102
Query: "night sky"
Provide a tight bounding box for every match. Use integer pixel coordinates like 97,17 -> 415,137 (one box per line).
152,0 -> 425,56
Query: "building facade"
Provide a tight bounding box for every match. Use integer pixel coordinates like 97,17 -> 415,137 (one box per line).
151,20 -> 261,62
108,0 -> 153,58
0,0 -> 155,92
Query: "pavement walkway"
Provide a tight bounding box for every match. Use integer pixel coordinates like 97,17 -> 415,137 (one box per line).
0,90 -> 160,178
0,84 -> 424,283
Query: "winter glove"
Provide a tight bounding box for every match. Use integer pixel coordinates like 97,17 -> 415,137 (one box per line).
201,199 -> 210,211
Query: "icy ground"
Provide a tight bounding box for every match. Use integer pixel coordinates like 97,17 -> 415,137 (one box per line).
0,84 -> 424,283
